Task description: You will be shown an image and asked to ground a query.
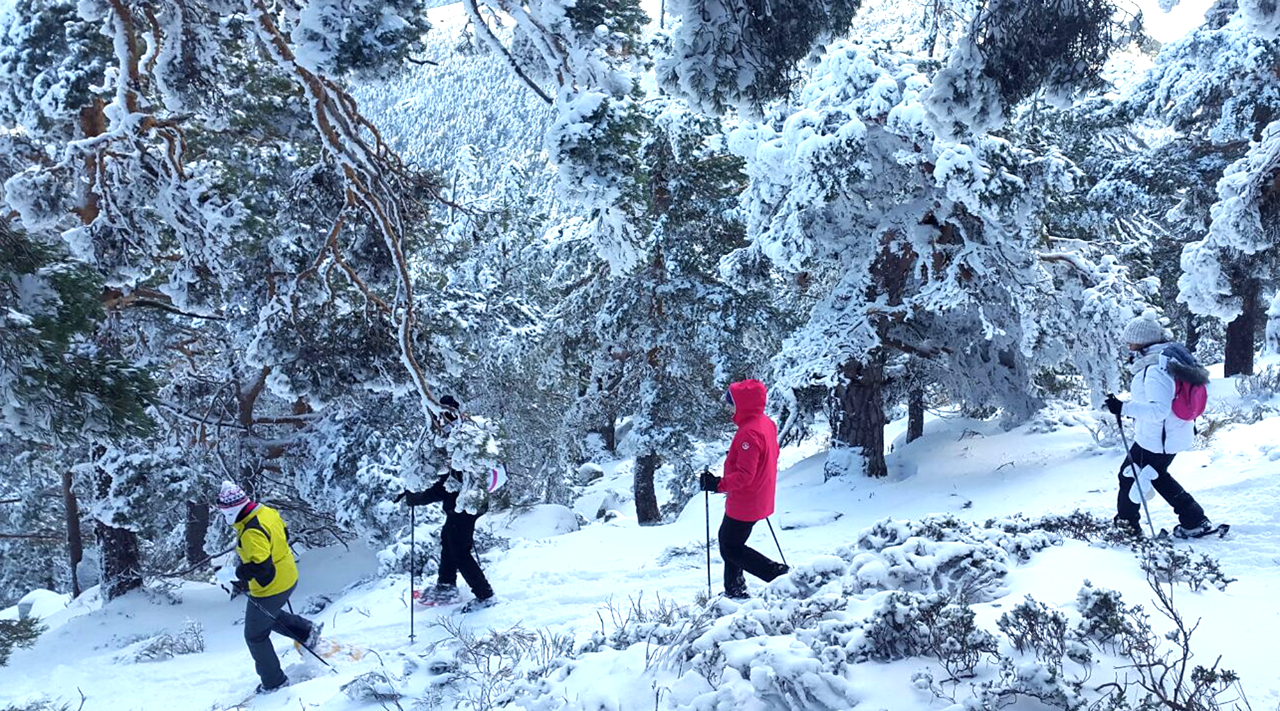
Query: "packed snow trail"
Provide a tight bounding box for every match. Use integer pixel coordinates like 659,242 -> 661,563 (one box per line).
2,367 -> 1278,710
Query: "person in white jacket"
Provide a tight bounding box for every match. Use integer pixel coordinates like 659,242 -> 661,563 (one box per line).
1104,314 -> 1213,538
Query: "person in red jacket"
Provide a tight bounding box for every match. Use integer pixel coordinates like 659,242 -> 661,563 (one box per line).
700,379 -> 789,599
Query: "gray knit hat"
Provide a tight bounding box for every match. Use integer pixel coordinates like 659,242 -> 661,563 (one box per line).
1121,312 -> 1168,347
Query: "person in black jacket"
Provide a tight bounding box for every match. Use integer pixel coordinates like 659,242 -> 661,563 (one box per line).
395,396 -> 496,611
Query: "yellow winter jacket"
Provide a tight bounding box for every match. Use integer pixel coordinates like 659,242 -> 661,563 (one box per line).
233,504 -> 298,598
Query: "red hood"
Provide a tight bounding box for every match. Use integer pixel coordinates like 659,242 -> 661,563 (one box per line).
729,379 -> 767,425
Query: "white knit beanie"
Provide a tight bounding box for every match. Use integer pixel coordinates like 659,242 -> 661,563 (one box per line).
215,481 -> 249,511
1121,311 -> 1169,347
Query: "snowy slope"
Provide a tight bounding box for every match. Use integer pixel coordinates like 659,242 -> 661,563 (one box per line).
2,360 -> 1277,710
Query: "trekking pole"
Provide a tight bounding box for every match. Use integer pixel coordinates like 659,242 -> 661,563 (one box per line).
1114,412 -> 1159,540
223,586 -> 338,674
765,517 -> 788,568
409,504 -> 416,642
704,490 -> 712,599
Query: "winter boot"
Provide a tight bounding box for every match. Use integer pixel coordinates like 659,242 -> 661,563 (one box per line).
724,587 -> 751,601
303,621 -> 323,650
1172,519 -> 1215,539
255,676 -> 289,694
461,594 -> 497,613
1113,516 -> 1143,539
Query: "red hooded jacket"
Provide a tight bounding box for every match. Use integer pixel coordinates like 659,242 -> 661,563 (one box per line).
719,379 -> 779,522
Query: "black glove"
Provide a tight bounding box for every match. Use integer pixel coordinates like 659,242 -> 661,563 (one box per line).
228,579 -> 248,600
393,490 -> 408,504
1104,394 -> 1124,417
699,470 -> 721,493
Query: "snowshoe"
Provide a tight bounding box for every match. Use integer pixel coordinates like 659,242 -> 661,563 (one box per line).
295,635 -> 367,662
413,584 -> 461,608
255,676 -> 289,694
460,594 -> 498,613
1171,521 -> 1229,539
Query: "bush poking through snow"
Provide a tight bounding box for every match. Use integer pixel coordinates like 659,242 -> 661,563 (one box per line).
1234,365 -> 1280,406
0,617 -> 43,666
340,671 -> 402,703
0,700 -> 77,711
997,596 -> 1092,669
849,592 -> 999,680
427,617 -> 574,711
1073,581 -> 1136,655
117,619 -> 204,663
1139,542 -> 1237,592
834,514 -> 1061,602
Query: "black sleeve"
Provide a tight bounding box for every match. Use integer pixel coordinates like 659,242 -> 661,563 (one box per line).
404,476 -> 448,507
235,558 -> 277,588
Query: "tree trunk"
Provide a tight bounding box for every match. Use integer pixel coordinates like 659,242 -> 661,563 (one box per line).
94,449 -> 142,600
61,471 -> 82,598
907,386 -> 925,444
184,500 -> 209,568
827,354 -> 887,479
634,453 -> 662,526
602,415 -> 617,454
1224,278 -> 1261,377
98,523 -> 142,599
1185,311 -> 1200,355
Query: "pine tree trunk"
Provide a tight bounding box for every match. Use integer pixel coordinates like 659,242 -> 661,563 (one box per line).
98,524 -> 142,599
1224,278 -> 1260,377
634,453 -> 661,526
61,471 -> 82,598
184,500 -> 209,567
602,415 -> 617,454
907,386 -> 925,444
94,450 -> 141,600
827,354 -> 887,479
1185,311 -> 1200,355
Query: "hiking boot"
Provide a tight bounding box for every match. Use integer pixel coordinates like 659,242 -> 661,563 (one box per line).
1113,516 -> 1143,539
1172,520 -> 1215,539
461,594 -> 497,613
256,676 -> 289,694
724,588 -> 751,600
303,621 -> 323,650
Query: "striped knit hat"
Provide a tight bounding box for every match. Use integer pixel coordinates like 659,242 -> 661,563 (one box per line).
215,481 -> 249,511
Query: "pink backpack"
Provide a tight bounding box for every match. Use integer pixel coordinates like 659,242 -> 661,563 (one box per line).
1161,344 -> 1209,421
1171,379 -> 1208,421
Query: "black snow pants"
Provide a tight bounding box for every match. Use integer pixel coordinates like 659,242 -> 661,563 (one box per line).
439,511 -> 493,599
244,585 -> 313,689
718,514 -> 787,597
1116,443 -> 1207,529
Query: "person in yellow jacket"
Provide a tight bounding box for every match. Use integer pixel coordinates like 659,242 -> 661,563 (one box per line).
216,481 -> 320,694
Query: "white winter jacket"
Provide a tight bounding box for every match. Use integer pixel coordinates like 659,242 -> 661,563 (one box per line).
1122,343 -> 1194,454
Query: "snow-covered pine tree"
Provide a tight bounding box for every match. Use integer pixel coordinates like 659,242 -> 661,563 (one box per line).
656,0 -> 864,117
922,0 -> 1138,140
1122,0 -> 1280,376
725,39 -> 1101,480
546,102 -> 777,524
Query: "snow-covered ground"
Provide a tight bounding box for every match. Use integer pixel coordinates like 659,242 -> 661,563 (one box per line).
2,358 -> 1277,710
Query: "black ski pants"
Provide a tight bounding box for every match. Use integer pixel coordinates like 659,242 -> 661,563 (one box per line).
1116,443 -> 1207,529
718,514 -> 787,597
244,585 -> 312,689
439,511 -> 493,599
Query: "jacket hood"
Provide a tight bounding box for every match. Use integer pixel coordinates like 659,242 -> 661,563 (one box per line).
729,379 -> 768,424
